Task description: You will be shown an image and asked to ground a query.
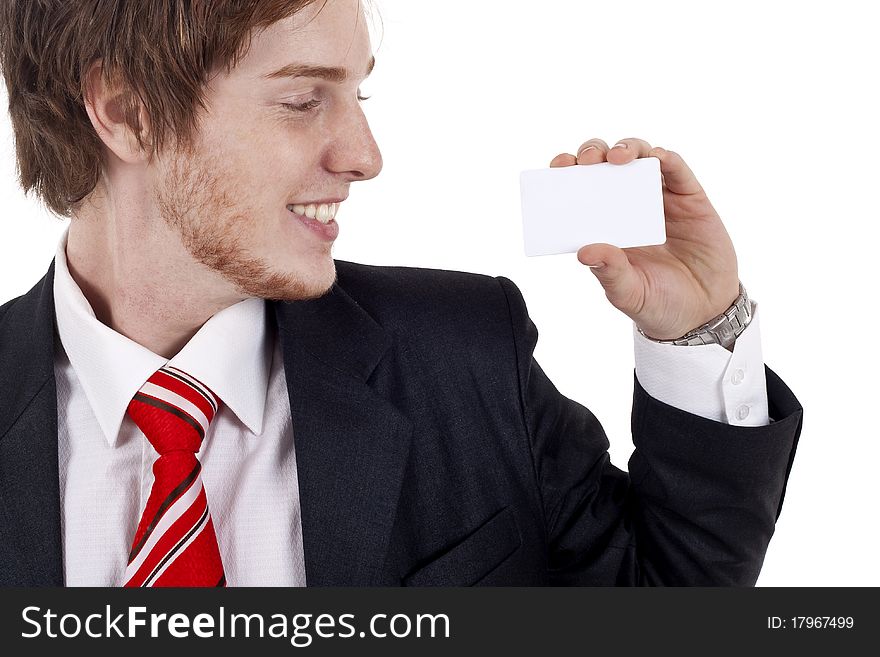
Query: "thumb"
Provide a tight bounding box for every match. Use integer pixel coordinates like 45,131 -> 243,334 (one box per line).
577,243 -> 641,310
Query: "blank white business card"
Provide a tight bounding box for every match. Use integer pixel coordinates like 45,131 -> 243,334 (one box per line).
520,158 -> 667,256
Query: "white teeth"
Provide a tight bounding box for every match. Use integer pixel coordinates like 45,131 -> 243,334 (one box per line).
288,202 -> 339,224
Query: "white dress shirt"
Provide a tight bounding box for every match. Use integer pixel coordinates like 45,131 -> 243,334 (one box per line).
53,227 -> 306,586
52,226 -> 767,586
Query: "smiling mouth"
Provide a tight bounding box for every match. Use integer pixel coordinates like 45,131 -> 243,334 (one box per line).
287,202 -> 339,224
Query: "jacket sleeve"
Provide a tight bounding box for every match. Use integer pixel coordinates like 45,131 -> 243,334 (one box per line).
495,276 -> 803,585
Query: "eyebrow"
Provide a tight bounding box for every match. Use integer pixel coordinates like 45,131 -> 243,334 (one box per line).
263,54 -> 375,83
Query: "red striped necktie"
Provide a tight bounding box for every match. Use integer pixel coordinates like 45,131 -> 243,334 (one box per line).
123,365 -> 226,587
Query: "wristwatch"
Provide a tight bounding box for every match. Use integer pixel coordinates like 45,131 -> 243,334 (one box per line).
637,282 -> 752,350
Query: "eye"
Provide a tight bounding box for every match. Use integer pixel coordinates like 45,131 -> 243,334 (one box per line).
357,83 -> 372,102
283,91 -> 372,114
283,98 -> 323,113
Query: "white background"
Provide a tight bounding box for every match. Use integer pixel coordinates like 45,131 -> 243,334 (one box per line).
2,0 -> 878,585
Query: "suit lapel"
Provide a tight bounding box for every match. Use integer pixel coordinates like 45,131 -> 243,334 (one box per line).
271,280 -> 413,586
0,260 -> 64,585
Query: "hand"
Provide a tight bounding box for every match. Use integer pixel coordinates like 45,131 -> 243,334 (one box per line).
550,138 -> 740,340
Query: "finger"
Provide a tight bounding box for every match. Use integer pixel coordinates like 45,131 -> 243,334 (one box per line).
549,153 -> 577,167
650,147 -> 704,196
576,243 -> 642,312
606,137 -> 654,165
576,138 -> 610,165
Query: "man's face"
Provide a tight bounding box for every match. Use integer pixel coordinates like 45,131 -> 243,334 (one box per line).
151,0 -> 381,301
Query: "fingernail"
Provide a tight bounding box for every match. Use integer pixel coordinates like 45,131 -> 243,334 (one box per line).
577,145 -> 598,157
612,142 -> 628,149
588,262 -> 606,269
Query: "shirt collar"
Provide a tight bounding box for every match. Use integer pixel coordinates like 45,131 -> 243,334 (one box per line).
53,226 -> 272,446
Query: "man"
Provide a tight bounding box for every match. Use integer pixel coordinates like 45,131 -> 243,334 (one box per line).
0,0 -> 801,586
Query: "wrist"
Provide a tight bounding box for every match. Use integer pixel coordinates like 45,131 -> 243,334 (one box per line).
637,282 -> 752,350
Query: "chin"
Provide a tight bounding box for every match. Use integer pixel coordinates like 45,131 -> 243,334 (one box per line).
245,258 -> 337,302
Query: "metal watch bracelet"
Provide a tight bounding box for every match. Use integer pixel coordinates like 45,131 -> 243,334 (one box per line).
637,282 -> 752,349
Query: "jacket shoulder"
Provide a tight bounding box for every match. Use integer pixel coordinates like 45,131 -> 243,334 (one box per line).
0,275 -> 48,343
333,259 -> 525,339
0,264 -> 57,438
0,292 -> 22,324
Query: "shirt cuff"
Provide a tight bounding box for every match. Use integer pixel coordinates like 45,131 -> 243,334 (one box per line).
632,301 -> 769,427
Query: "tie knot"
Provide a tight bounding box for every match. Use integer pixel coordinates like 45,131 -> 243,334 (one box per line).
127,365 -> 221,455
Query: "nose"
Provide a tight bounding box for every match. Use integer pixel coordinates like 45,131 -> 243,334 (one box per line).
325,103 -> 383,182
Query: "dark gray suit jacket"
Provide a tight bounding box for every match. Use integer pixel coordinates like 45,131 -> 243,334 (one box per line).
0,259 -> 802,586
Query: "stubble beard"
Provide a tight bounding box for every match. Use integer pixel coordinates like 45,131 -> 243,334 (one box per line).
154,148 -> 337,302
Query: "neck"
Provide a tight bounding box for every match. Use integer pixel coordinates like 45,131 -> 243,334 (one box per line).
66,199 -> 245,359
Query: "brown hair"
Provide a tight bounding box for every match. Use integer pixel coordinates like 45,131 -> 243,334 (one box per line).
0,0 -> 329,218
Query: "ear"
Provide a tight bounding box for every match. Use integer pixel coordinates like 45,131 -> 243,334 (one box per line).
82,59 -> 151,164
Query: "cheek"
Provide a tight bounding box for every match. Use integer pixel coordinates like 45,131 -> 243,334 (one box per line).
197,142 -> 286,204
196,111 -> 316,201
